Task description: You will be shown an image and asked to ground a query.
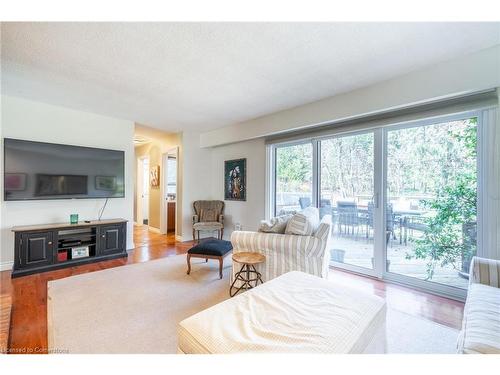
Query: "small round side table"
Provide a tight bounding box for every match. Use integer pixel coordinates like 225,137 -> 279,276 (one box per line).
229,252 -> 265,297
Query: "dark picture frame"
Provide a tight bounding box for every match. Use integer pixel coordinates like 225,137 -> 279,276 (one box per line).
224,158 -> 246,201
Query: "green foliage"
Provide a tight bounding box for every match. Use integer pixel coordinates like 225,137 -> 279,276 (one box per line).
276,144 -> 312,192
408,119 -> 477,279
275,117 -> 478,281
320,133 -> 374,199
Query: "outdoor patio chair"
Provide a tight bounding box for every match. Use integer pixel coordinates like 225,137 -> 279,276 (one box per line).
299,197 -> 312,209
319,199 -> 332,219
337,201 -> 360,236
401,216 -> 428,245
365,202 -> 397,245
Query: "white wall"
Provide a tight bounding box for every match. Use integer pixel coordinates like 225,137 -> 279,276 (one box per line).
0,96 -> 135,270
210,138 -> 266,239
201,45 -> 500,147
179,131 -> 213,241
179,134 -> 266,242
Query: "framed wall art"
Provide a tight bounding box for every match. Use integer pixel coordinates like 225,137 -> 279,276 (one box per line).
224,158 -> 246,201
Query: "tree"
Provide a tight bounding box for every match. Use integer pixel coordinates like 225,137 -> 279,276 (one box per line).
276,144 -> 312,193
408,118 -> 477,279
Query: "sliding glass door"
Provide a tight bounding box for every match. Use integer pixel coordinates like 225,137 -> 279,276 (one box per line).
385,116 -> 478,290
319,132 -> 377,272
270,111 -> 479,296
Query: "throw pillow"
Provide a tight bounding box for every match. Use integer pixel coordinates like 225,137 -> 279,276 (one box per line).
259,214 -> 293,233
200,208 -> 218,222
285,207 -> 320,236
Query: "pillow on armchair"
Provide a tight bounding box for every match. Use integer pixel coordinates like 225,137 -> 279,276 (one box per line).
200,208 -> 218,222
259,214 -> 293,234
285,207 -> 320,236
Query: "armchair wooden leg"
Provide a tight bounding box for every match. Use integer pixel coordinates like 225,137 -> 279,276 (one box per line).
187,254 -> 191,275
218,257 -> 223,279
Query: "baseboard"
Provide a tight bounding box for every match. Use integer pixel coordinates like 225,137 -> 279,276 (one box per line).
147,226 -> 161,234
0,261 -> 14,272
175,235 -> 183,242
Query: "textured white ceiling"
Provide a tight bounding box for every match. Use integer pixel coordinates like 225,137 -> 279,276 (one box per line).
1,22 -> 499,133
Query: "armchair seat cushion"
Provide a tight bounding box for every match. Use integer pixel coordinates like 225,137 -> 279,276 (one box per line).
193,222 -> 223,231
188,239 -> 233,257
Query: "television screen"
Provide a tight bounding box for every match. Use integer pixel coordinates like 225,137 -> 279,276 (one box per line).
4,138 -> 125,201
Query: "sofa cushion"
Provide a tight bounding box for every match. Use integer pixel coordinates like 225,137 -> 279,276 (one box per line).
458,283 -> 500,354
285,207 -> 320,236
188,239 -> 233,257
259,214 -> 293,234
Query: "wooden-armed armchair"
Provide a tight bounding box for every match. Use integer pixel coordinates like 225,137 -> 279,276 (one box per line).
192,200 -> 225,241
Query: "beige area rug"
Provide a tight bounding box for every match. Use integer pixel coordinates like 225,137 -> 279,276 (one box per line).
48,255 -> 459,354
48,255 -> 232,353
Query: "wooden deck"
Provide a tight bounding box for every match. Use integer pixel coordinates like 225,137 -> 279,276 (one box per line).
329,229 -> 469,289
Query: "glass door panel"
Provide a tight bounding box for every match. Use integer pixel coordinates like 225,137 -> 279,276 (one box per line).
275,142 -> 313,216
320,132 -> 375,270
386,117 -> 477,289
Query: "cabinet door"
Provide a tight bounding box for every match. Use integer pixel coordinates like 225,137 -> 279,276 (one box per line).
19,231 -> 54,268
98,224 -> 124,255
167,202 -> 176,231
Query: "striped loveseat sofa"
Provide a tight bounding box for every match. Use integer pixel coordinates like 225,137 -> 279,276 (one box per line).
457,256 -> 500,354
230,215 -> 332,284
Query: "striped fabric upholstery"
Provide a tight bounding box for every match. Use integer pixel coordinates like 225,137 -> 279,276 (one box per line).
457,257 -> 500,354
313,221 -> 331,242
230,215 -> 332,284
285,207 -> 319,236
469,256 -> 500,288
285,214 -> 313,235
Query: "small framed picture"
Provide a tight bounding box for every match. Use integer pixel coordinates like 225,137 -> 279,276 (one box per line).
224,158 -> 246,201
150,165 -> 160,188
95,176 -> 117,191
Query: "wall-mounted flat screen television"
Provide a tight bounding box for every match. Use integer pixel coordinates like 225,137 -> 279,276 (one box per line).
4,138 -> 125,201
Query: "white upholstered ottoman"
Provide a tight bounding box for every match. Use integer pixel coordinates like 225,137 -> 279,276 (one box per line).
178,271 -> 387,353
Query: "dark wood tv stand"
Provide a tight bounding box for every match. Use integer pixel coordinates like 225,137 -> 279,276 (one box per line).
11,219 -> 128,278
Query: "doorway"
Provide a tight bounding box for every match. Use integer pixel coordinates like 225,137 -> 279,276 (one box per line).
160,147 -> 179,235
136,156 -> 150,226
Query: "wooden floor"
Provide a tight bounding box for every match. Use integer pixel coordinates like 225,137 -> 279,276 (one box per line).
0,225 -> 464,354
